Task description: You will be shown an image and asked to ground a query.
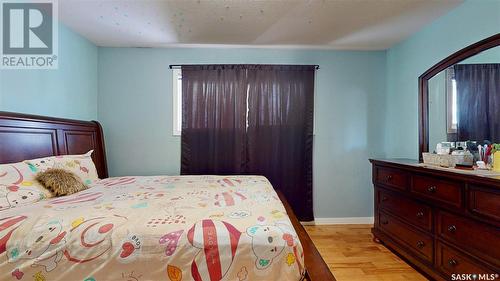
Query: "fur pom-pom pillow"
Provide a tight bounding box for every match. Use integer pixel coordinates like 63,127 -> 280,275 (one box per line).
35,168 -> 88,196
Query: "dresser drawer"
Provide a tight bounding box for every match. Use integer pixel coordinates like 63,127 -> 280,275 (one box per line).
437,211 -> 500,266
436,242 -> 496,278
411,175 -> 462,207
378,189 -> 432,231
379,211 -> 433,262
468,186 -> 500,222
375,167 -> 409,190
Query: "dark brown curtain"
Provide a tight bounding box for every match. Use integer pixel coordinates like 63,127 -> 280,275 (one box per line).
454,64 -> 500,142
181,64 -> 315,221
181,65 -> 248,174
246,65 -> 315,221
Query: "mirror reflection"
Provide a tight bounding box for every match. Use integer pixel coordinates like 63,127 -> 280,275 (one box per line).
428,46 -> 500,154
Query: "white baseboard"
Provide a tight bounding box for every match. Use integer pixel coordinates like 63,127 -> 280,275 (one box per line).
301,217 -> 374,225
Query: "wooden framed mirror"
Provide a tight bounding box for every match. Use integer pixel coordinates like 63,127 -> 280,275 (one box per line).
418,33 -> 500,160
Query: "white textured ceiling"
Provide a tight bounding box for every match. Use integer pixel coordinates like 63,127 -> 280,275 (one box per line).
59,0 -> 463,50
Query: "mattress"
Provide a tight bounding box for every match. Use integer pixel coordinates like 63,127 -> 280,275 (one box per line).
0,175 -> 305,281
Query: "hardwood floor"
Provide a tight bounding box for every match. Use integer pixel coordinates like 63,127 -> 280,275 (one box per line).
304,224 -> 428,281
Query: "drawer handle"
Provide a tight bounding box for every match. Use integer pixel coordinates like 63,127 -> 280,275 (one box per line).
386,175 -> 393,181
416,211 -> 424,218
381,220 -> 389,225
381,196 -> 388,202
427,186 -> 437,193
416,241 -> 425,249
447,225 -> 457,233
448,259 -> 458,267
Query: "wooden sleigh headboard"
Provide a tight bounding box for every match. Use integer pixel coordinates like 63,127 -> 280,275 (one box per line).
0,111 -> 108,178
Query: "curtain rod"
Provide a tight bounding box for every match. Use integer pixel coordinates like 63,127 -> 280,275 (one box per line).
169,64 -> 320,70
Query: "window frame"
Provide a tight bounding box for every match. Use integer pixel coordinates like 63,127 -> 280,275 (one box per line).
172,68 -> 182,136
445,68 -> 458,134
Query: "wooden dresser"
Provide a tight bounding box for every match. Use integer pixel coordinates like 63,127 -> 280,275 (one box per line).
370,159 -> 499,281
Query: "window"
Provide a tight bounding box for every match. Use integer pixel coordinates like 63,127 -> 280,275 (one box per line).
172,68 -> 182,136
446,68 -> 458,134
173,70 -> 251,135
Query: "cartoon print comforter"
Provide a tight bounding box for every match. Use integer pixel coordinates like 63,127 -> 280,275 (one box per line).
0,175 -> 305,281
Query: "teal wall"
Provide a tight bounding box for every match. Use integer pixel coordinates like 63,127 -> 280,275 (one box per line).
385,0 -> 500,159
0,24 -> 98,120
428,71 -> 447,151
98,47 -> 387,218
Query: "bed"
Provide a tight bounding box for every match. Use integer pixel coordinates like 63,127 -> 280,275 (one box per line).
0,111 -> 335,281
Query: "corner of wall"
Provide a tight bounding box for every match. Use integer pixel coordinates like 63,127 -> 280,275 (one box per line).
383,0 -> 500,159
